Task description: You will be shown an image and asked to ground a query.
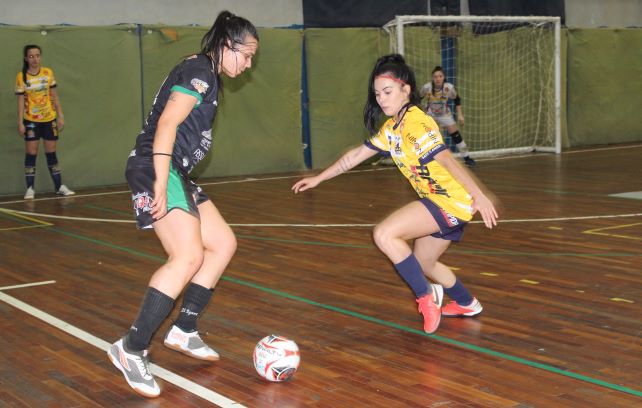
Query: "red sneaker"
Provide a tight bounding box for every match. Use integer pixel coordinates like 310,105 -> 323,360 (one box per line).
441,297 -> 483,317
416,284 -> 443,334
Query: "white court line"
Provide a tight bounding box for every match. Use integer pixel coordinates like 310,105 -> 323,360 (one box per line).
0,144 -> 639,206
0,280 -> 56,291
1,208 -> 641,226
0,284 -> 245,407
0,169 -> 395,206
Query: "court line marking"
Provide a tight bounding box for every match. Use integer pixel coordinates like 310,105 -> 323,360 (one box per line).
583,222 -> 642,241
28,226 -> 642,398
1,142 -> 639,206
0,280 -> 56,290
0,225 -> 51,232
0,284 -> 245,407
0,207 -> 641,226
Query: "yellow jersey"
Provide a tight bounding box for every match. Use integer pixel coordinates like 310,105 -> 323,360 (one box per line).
365,106 -> 473,221
15,67 -> 58,122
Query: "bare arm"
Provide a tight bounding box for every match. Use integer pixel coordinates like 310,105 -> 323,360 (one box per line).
434,149 -> 497,228
292,144 -> 378,193
17,94 -> 25,136
150,91 -> 198,219
50,88 -> 65,131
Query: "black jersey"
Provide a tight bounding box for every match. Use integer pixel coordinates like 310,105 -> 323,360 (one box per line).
132,54 -> 219,174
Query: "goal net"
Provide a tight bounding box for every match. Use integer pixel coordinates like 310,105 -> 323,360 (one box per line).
384,16 -> 561,157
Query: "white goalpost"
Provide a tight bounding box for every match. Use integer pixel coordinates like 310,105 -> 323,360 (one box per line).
384,15 -> 561,157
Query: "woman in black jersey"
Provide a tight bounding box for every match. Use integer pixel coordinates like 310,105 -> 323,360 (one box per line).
107,11 -> 258,398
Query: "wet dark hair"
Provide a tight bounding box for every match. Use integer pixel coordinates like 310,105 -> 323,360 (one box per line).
22,44 -> 41,85
200,10 -> 259,89
363,54 -> 420,134
431,66 -> 445,96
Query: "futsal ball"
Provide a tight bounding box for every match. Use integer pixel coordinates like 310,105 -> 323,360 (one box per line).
253,334 -> 300,382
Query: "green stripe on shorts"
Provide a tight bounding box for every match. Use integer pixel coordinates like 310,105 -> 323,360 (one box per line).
167,165 -> 190,212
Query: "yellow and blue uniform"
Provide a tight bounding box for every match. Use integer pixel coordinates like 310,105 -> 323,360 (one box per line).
15,67 -> 57,122
365,106 -> 473,222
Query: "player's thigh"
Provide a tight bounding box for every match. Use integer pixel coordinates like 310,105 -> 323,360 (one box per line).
377,200 -> 441,241
197,200 -> 237,254
43,139 -> 57,153
153,209 -> 203,259
24,140 -> 39,155
445,124 -> 459,134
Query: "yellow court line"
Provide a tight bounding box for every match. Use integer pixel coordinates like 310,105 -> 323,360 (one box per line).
0,224 -> 51,232
0,208 -> 53,227
610,298 -> 634,303
480,272 -> 498,276
583,222 -> 642,241
520,279 -> 540,285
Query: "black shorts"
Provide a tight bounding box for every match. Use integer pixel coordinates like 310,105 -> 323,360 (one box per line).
419,198 -> 467,242
24,119 -> 58,141
125,154 -> 209,229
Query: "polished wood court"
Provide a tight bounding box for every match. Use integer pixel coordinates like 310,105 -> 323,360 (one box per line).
0,144 -> 641,407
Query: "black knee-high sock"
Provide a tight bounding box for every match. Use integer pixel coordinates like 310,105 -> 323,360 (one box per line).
126,287 -> 175,352
45,152 -> 62,190
24,154 -> 37,188
174,283 -> 213,332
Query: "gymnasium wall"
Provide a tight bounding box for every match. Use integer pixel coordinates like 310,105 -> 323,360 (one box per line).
1,2 -> 641,195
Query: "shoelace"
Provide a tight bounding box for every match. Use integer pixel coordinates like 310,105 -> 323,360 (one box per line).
134,354 -> 152,379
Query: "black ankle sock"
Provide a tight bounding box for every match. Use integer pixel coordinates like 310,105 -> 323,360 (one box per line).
126,287 -> 175,352
174,283 -> 213,333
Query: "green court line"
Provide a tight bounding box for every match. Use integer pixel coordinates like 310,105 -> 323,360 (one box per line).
34,226 -> 642,398
237,234 -> 642,257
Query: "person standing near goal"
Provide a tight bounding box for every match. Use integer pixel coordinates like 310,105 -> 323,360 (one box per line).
421,66 -> 475,167
107,11 -> 258,398
292,54 -> 497,334
15,44 -> 75,199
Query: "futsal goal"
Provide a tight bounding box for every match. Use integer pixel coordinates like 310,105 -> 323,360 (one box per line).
384,15 -> 561,157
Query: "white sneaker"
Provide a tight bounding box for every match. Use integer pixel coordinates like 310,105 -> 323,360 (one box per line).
57,185 -> 75,196
107,337 -> 160,398
164,324 -> 219,361
24,187 -> 35,200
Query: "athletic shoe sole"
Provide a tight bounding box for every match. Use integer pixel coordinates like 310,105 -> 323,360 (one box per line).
164,340 -> 220,361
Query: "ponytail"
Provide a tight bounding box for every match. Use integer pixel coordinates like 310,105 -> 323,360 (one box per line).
200,10 -> 258,91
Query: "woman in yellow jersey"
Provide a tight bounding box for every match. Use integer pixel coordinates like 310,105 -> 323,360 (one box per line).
15,44 -> 74,199
293,54 -> 498,334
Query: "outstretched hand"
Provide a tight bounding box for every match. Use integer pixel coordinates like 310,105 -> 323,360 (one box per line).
472,194 -> 498,229
292,176 -> 320,194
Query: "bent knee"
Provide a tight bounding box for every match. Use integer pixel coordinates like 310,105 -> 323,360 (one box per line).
205,231 -> 237,259
373,224 -> 395,250
170,249 -> 204,274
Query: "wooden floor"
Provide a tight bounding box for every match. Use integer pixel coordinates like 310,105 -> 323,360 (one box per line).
0,144 -> 641,407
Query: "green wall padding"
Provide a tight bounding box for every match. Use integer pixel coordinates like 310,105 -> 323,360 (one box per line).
0,25 -> 141,195
567,28 -> 642,146
141,26 -> 305,178
305,28 -> 385,168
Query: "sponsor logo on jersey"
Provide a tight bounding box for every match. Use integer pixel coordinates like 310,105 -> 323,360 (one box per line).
191,78 -> 209,94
